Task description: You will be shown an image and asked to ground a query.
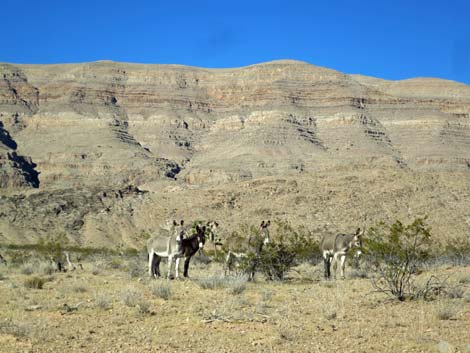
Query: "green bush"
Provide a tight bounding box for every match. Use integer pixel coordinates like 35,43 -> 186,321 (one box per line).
365,218 -> 432,301
232,220 -> 320,281
257,242 -> 296,281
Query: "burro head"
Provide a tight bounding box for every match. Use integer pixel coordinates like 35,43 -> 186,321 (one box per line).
197,225 -> 207,249
352,227 -> 364,254
261,220 -> 271,245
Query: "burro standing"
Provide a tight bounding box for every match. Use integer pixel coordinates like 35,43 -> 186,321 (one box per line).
320,228 -> 364,279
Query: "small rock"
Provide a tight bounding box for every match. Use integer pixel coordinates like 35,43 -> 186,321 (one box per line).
25,305 -> 42,311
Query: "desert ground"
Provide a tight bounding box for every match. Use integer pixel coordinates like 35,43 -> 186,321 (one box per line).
0,252 -> 468,353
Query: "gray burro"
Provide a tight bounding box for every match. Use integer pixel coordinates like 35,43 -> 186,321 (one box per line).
320,228 -> 364,279
0,60 -> 469,248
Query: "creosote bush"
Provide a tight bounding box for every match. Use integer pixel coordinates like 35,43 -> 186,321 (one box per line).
365,217 -> 432,301
230,220 -> 320,281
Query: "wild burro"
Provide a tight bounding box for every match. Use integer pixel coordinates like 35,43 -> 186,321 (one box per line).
225,220 -> 271,280
147,220 -> 186,278
169,224 -> 206,279
320,228 -> 364,279
147,220 -> 210,279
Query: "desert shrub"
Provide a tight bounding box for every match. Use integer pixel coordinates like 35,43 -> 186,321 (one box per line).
257,242 -> 296,281
229,220 -> 320,281
91,259 -> 105,275
91,265 -> 101,275
365,218 -> 432,301
348,268 -> 368,279
228,276 -> 248,295
4,250 -> 30,266
261,289 -> 273,301
196,275 -> 248,294
272,221 -> 320,263
72,283 -> 88,293
412,275 -> 466,301
108,257 -> 124,270
0,319 -> 31,338
24,276 -> 47,289
196,276 -> 230,290
435,303 -> 459,320
94,293 -> 112,310
136,300 -> 151,314
258,221 -> 318,280
445,285 -> 465,299
121,287 -> 141,307
151,282 -> 172,300
39,261 -> 56,275
323,309 -> 337,320
441,237 -> 470,266
20,263 -> 36,275
35,233 -> 69,261
458,274 -> 470,285
127,260 -> 143,278
204,249 -> 226,263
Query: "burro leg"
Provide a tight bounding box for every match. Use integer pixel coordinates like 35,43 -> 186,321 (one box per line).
175,257 -> 181,279
167,255 -> 173,279
148,251 -> 154,277
340,255 -> 347,279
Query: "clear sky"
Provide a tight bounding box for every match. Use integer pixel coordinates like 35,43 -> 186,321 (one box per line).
2,0 -> 470,83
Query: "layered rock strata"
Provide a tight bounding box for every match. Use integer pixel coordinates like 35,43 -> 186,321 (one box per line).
0,60 -> 469,246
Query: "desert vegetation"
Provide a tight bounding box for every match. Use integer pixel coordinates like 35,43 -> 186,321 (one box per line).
0,218 -> 469,352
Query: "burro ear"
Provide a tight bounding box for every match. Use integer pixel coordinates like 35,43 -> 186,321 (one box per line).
173,220 -> 178,226
355,227 -> 361,235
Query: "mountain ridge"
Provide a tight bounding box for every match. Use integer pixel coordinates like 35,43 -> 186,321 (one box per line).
0,60 -> 469,247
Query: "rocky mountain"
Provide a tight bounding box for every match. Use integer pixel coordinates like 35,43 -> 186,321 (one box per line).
0,60 -> 469,247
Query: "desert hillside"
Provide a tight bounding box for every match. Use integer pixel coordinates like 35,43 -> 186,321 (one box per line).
1,60 -> 469,247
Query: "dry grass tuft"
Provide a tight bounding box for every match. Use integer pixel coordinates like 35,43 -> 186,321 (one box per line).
24,276 -> 47,289
151,282 -> 172,300
435,303 -> 459,320
196,275 -> 248,295
21,263 -> 35,275
196,275 -> 229,290
94,293 -> 112,310
0,319 -> 31,338
228,276 -> 248,295
39,262 -> 56,276
120,287 -> 141,307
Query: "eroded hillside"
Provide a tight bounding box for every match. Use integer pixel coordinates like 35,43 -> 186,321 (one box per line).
1,60 -> 469,246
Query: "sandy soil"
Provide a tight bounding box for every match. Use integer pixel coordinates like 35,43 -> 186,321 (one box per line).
0,258 -> 469,353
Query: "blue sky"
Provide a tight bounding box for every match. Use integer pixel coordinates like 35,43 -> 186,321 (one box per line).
2,0 -> 470,83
